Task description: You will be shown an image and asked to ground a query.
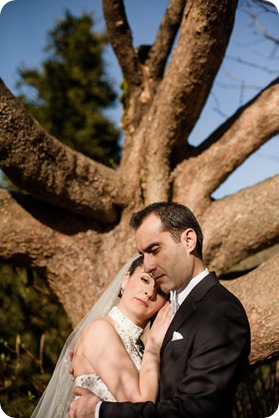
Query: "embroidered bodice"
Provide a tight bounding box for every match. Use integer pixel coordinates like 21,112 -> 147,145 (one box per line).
74,306 -> 144,401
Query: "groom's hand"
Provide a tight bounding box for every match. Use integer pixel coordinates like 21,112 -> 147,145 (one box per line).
68,387 -> 100,417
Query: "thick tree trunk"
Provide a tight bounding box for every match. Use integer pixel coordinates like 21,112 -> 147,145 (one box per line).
0,0 -> 278,365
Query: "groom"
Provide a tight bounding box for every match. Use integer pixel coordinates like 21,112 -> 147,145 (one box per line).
69,201 -> 251,418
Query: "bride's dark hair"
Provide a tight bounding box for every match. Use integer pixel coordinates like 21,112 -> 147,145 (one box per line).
128,254 -> 144,275
118,255 -> 144,298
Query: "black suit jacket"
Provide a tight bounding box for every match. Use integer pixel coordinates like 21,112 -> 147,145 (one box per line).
101,272 -> 251,418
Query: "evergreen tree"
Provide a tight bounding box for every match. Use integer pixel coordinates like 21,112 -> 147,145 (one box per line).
16,10 -> 120,167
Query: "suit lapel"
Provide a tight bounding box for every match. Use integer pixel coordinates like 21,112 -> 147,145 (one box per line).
161,294 -> 196,353
161,272 -> 218,355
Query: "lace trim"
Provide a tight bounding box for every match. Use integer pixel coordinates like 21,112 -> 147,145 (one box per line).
109,306 -> 143,342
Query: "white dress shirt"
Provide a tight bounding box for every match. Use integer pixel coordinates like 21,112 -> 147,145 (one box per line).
177,268 -> 209,306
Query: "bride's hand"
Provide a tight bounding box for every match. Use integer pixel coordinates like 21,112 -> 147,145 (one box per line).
147,301 -> 172,348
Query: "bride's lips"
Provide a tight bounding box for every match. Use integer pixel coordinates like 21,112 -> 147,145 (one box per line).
135,298 -> 148,307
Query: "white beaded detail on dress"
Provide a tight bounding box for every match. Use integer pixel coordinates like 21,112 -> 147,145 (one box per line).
73,306 -> 144,402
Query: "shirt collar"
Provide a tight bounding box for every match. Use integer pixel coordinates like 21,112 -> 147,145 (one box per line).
177,268 -> 209,306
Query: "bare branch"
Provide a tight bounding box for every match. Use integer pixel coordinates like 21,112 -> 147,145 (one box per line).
0,79 -> 127,223
143,0 -> 238,202
102,0 -> 142,88
247,5 -> 279,46
225,55 -> 278,75
172,77 -> 279,208
147,0 -> 186,81
201,175 -> 279,274
163,0 -> 238,149
223,254 -> 279,365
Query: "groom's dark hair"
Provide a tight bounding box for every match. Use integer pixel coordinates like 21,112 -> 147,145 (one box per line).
130,201 -> 203,259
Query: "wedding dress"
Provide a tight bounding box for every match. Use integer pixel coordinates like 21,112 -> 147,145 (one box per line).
73,306 -> 144,402
31,256 -> 140,418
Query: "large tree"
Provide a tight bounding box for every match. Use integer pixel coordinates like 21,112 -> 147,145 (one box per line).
0,0 -> 278,369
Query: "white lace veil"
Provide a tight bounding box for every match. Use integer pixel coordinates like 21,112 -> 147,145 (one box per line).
31,255 -> 138,418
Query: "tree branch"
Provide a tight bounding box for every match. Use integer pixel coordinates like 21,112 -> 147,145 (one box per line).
143,0 -> 238,202
201,175 -> 279,274
0,79 -> 127,223
247,5 -> 279,46
102,0 -> 142,89
172,77 -> 279,209
197,76 -> 279,154
147,0 -> 186,81
0,188 -> 123,325
223,254 -> 279,365
163,0 -> 238,151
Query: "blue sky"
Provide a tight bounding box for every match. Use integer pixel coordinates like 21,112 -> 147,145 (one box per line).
0,0 -> 278,199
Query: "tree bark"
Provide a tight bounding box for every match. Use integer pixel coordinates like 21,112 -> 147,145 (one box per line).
0,79 -> 126,223
223,254 -> 279,365
0,188 -> 137,325
172,77 -> 279,213
0,0 -> 278,364
201,175 -> 279,274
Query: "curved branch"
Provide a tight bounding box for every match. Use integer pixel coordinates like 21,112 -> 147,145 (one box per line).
172,78 -> 279,209
147,0 -> 186,81
0,189 -> 134,326
0,79 -> 127,223
0,188 -> 102,325
143,0 -> 238,202
163,0 -> 238,151
102,0 -> 142,88
201,176 -> 279,274
0,188 -> 138,326
197,77 -> 279,154
222,254 -> 279,365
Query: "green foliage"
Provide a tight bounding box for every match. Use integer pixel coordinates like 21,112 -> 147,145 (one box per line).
0,265 -> 72,417
233,361 -> 279,418
16,10 -> 120,168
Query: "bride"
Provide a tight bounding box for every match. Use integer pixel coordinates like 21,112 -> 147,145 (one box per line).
31,255 -> 171,417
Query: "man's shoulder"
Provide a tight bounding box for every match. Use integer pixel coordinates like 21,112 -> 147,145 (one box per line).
207,276 -> 248,315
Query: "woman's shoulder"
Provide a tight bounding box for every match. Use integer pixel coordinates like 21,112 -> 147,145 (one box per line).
75,316 -> 117,357
81,315 -> 116,341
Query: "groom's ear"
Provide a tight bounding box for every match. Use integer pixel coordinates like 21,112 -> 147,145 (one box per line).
181,228 -> 197,254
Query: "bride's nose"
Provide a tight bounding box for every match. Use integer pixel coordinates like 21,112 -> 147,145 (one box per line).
144,285 -> 156,299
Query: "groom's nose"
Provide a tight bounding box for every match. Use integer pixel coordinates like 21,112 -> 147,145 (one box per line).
143,254 -> 156,275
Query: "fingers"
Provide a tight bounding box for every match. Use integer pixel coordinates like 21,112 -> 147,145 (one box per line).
68,367 -> 76,382
73,386 -> 93,397
157,300 -> 171,318
69,389 -> 100,417
69,350 -> 76,381
69,349 -> 74,361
